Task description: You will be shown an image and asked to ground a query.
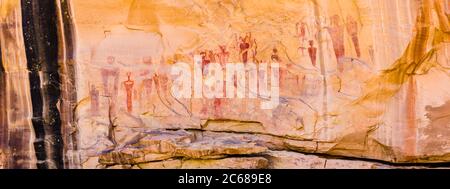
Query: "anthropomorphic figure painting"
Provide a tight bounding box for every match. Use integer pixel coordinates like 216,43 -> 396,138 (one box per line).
271,48 -> 281,62
215,45 -> 231,117
308,40 -> 317,67
327,15 -> 345,73
297,22 -> 307,42
239,35 -> 251,63
154,59 -> 170,96
89,85 -> 99,116
217,45 -> 230,66
124,72 -> 134,113
155,73 -> 169,96
199,51 -> 212,116
201,51 -> 211,72
250,35 -> 259,63
297,22 -> 308,55
271,47 -> 287,88
208,50 -> 216,64
346,15 -> 361,58
140,56 -> 154,100
101,56 -> 120,114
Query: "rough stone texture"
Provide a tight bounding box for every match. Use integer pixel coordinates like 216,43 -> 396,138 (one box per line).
138,159 -> 183,169
265,150 -> 449,169
0,150 -> 5,169
0,0 -> 35,168
0,0 -> 449,168
266,151 -> 327,169
181,157 -> 269,169
98,129 -> 267,165
266,151 -> 393,169
69,0 -> 450,167
99,150 -> 174,165
82,157 -> 102,169
136,157 -> 269,169
87,129 -> 450,169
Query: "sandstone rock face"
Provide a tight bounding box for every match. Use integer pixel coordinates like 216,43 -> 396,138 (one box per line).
181,157 -> 269,169
71,0 -> 450,167
0,0 -> 449,169
98,129 -> 267,165
89,129 -> 448,169
0,0 -> 35,168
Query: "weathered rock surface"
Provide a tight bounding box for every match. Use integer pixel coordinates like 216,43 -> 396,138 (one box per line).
138,159 -> 183,169
266,151 -> 327,169
0,150 -> 5,169
265,150 -> 397,169
99,150 -> 174,165
98,129 -> 267,165
181,157 -> 269,169
69,0 -> 450,167
0,0 -> 449,168
86,129 -> 450,169
136,157 -> 269,169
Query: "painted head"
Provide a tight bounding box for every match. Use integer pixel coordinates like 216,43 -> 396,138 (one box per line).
200,51 -> 207,57
107,56 -> 115,64
272,48 -> 278,54
143,56 -> 152,65
331,15 -> 341,25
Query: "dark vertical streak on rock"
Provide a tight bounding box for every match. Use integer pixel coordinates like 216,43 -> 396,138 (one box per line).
58,0 -> 80,168
0,44 -> 7,169
21,0 -> 47,169
21,0 -> 64,169
0,45 -> 2,71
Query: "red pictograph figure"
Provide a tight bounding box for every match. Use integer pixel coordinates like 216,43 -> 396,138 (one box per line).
90,85 -> 99,116
327,15 -> 345,73
271,47 -> 288,89
346,15 -> 361,58
297,22 -> 307,42
200,51 -> 211,72
216,45 -> 230,117
101,56 -> 120,114
200,51 -> 212,116
297,22 -> 308,55
248,34 -> 258,63
271,48 -> 281,62
124,72 -> 134,113
200,50 -> 223,117
208,50 -> 216,64
140,56 -> 154,98
155,73 -> 169,94
308,40 -> 317,67
239,36 -> 250,63
217,45 -> 229,66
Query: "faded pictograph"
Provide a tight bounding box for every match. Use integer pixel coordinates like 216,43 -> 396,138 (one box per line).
69,0 -> 450,166
79,4 -> 373,138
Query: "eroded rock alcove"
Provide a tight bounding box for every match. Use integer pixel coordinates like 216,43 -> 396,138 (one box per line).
0,0 -> 449,169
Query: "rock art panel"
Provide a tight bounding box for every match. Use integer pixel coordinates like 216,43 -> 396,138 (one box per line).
67,0 -> 450,165
0,0 -> 449,169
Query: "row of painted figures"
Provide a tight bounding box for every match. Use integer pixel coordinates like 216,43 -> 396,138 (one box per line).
197,14 -> 362,70
88,14 -> 363,117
